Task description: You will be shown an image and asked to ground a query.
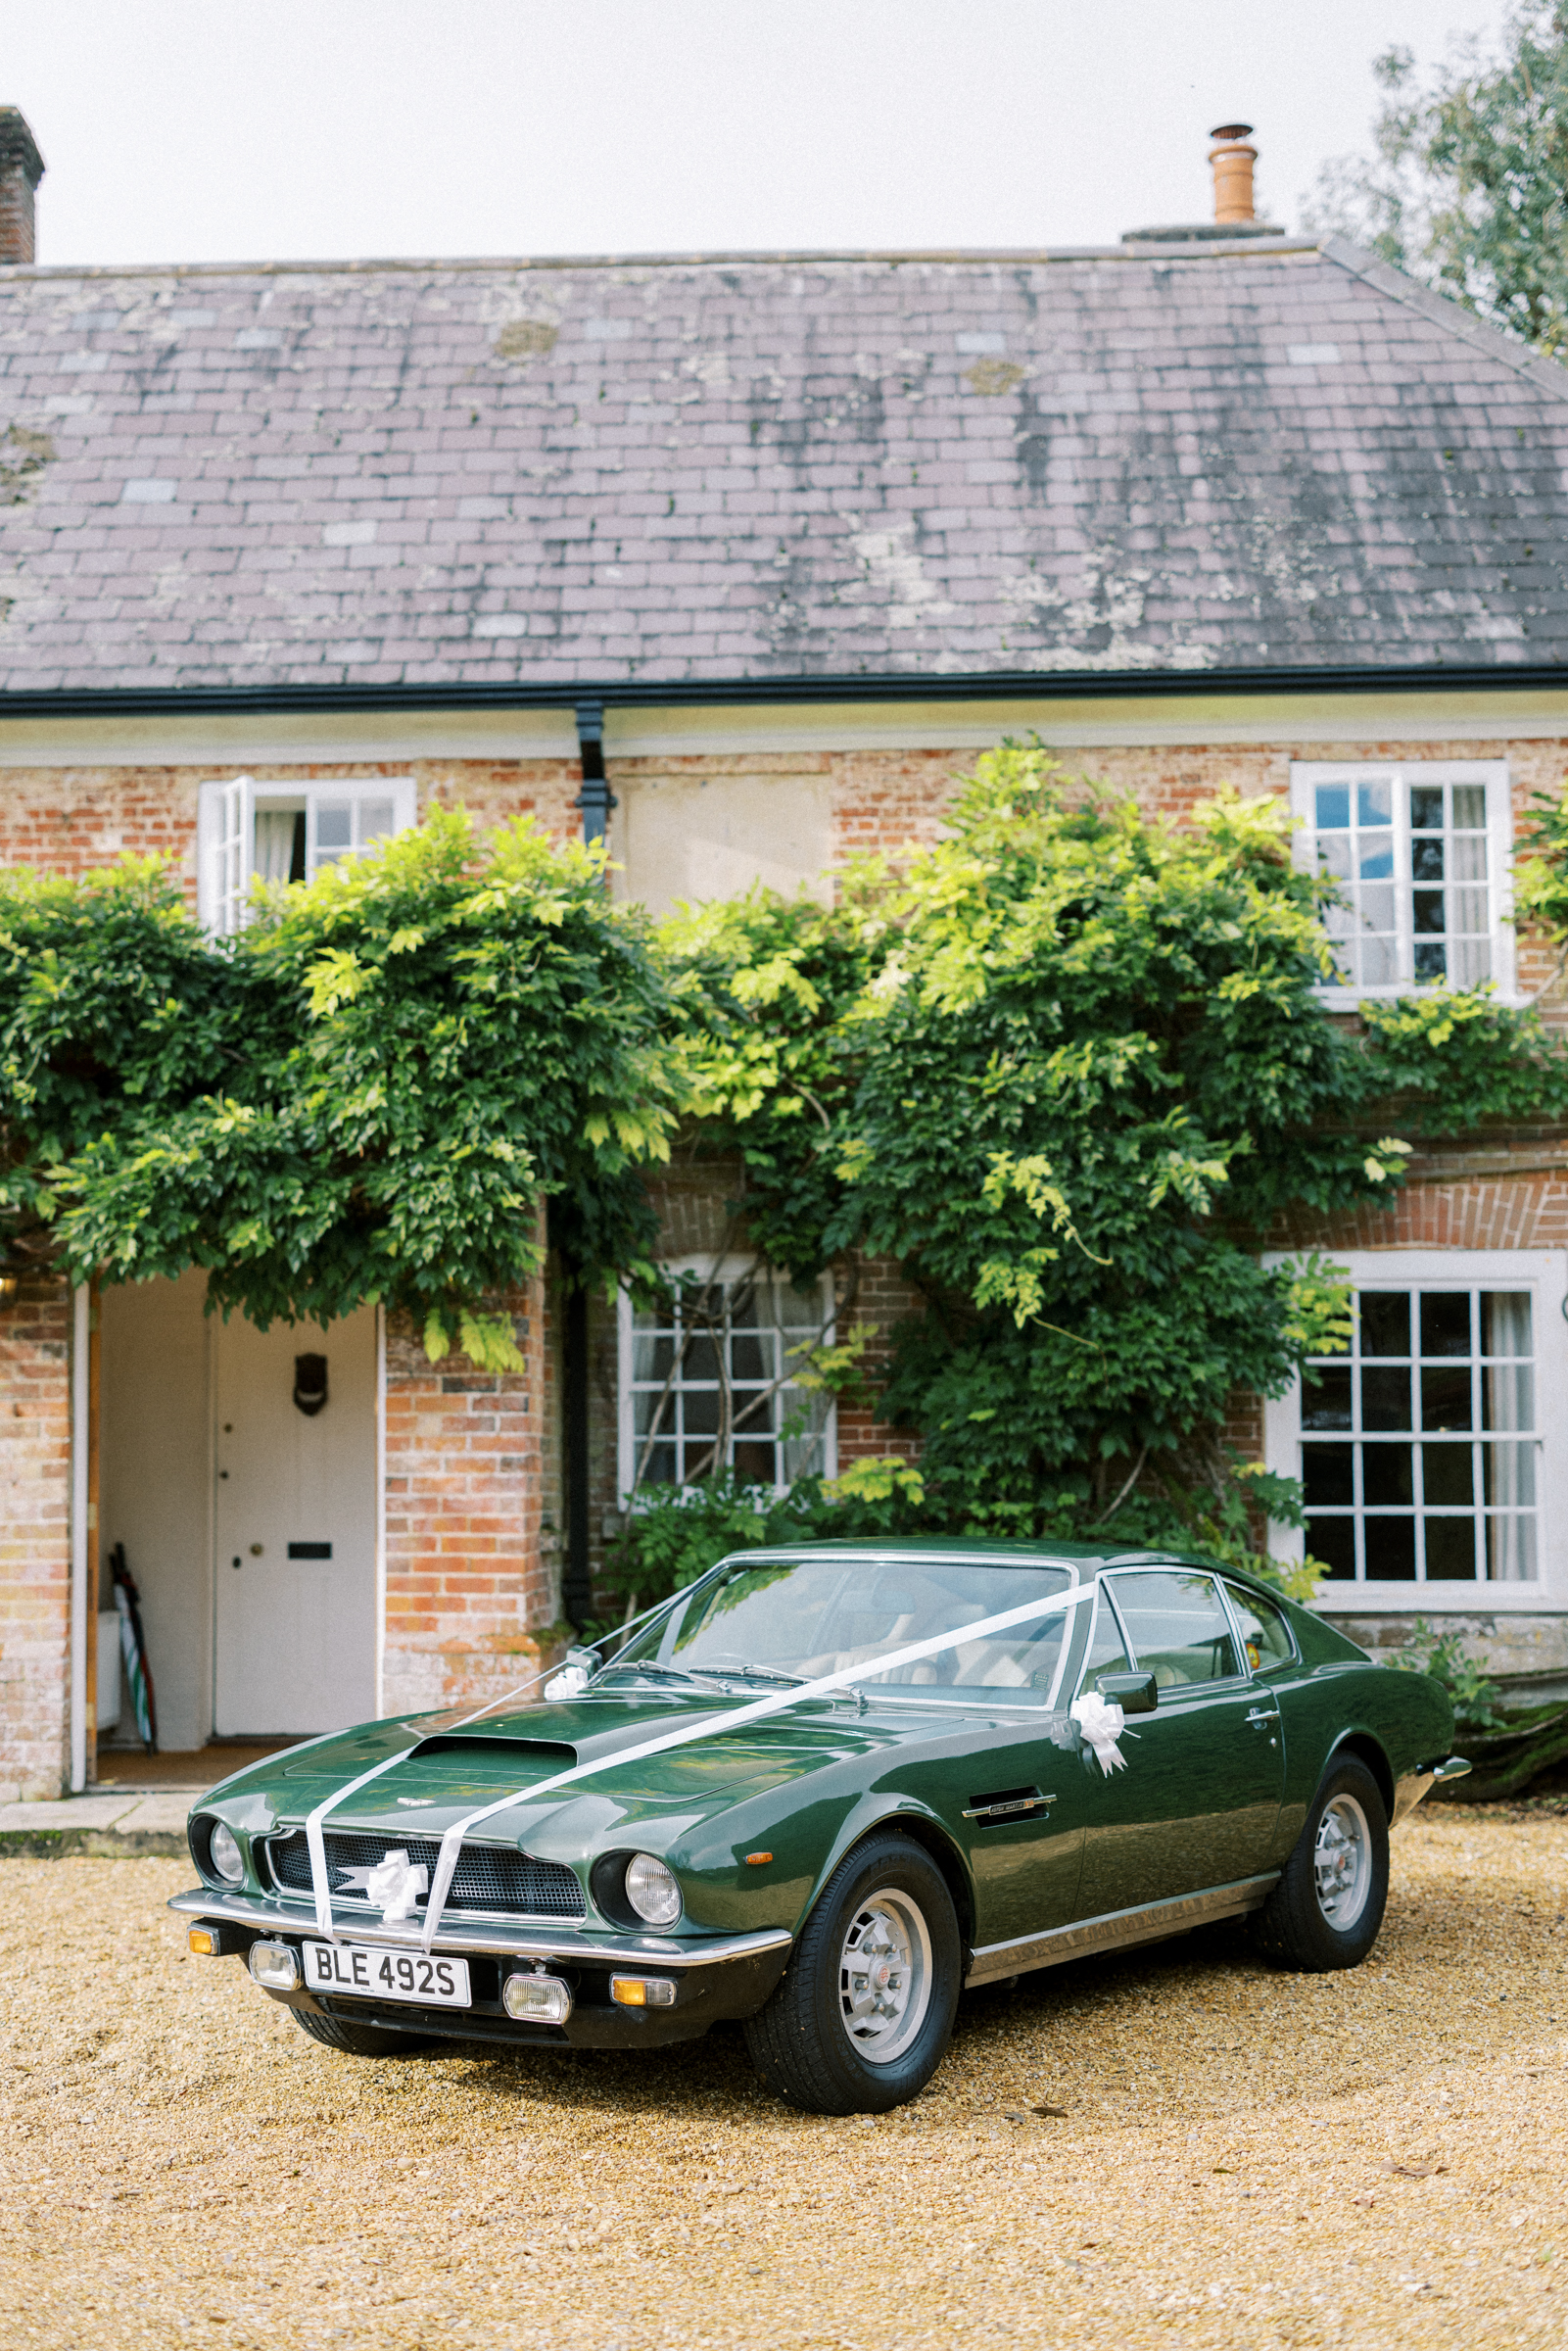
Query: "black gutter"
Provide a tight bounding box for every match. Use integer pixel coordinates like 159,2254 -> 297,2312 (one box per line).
4,662 -> 1568,720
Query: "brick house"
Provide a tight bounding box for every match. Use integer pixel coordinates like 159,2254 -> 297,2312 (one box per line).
2,112 -> 1568,1797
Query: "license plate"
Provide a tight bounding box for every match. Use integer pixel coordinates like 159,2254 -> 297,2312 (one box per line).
304,1941 -> 471,2008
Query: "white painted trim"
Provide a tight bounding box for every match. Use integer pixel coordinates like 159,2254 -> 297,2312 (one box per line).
1263,1247 -> 1566,1612
374,1305 -> 388,1719
69,1285 -> 89,1792
1290,759 -> 1515,1008
616,1259 -> 837,1502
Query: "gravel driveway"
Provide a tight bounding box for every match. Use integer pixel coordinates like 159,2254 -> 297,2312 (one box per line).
0,1807 -> 1563,2350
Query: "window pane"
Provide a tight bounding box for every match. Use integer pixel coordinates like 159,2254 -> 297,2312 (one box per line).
1481,1294 -> 1532,1358
1488,1516 -> 1538,1582
1316,785 -> 1351,829
1361,1367 -> 1412,1430
1307,1518 -> 1356,1579
1421,1366 -> 1472,1432
1410,837 -> 1444,882
1363,1444 -> 1412,1506
1411,890 -> 1446,936
1081,1591 -> 1131,1685
1359,1294 -> 1409,1356
315,803 -> 353,850
632,1330 -> 674,1383
1423,1518 -> 1477,1580
1451,835 -> 1487,882
1483,1365 -> 1534,1432
1357,779 -> 1393,827
730,1332 -> 771,1383
1303,1444 -> 1354,1506
685,1336 -> 720,1382
1302,1367 -> 1352,1429
1413,940 -> 1447,981
732,1439 -> 777,1485
1224,1586 -> 1297,1671
1421,1445 -> 1473,1506
1450,784 -> 1487,829
358,799 -> 396,840
1110,1571 -> 1241,1687
1420,1293 -> 1471,1357
683,1390 -> 721,1436
1409,784 -> 1445,831
1483,1442 -> 1537,1510
1362,1518 -> 1416,1579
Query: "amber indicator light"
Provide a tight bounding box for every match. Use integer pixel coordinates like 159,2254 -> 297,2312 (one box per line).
744,1851 -> 773,1865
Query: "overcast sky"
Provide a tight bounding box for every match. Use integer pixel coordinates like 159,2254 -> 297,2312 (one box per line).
8,1 -> 1512,268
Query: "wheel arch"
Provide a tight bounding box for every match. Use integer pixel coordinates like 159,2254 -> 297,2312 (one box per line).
1326,1729 -> 1395,1820
802,1802 -> 976,1952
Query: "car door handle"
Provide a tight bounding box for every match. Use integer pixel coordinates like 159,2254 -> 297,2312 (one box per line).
1246,1706 -> 1280,1727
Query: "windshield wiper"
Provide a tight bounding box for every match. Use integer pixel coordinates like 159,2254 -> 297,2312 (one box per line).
686,1661 -> 805,1688
594,1661 -> 710,1690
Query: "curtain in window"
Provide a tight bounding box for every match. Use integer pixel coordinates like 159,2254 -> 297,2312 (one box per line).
1483,1291 -> 1536,1581
253,809 -> 299,885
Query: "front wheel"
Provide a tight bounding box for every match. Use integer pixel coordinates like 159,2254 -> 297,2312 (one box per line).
290,2007 -> 432,2058
1251,1753 -> 1390,1972
743,1832 -> 961,2114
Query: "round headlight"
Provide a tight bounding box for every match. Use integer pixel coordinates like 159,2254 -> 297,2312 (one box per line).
208,1821 -> 244,1886
624,1852 -> 681,1927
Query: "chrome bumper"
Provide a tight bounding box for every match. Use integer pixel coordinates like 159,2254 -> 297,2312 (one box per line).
167,1885 -> 791,1972
1392,1753 -> 1472,1827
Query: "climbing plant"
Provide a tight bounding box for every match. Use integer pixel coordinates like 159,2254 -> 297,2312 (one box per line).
0,810 -> 679,1367
661,746 -> 1568,1590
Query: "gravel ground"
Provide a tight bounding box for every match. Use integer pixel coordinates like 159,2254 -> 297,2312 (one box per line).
0,1808 -> 1563,2351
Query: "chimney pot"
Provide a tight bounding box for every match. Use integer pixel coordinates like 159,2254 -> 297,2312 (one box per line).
1208,120 -> 1258,226
0,109 -> 44,265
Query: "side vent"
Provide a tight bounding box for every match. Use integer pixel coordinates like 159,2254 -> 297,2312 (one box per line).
962,1784 -> 1054,1827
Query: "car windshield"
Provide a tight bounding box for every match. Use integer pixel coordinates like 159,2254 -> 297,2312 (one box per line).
613,1555 -> 1077,1706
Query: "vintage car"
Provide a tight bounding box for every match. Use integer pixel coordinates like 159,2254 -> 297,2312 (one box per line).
173,1541 -> 1467,2114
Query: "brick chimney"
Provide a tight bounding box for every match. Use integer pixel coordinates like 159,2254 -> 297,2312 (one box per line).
1209,122 -> 1257,227
0,110 -> 44,265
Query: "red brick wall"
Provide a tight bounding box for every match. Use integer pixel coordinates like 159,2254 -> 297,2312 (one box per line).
380,1271 -> 551,1720
0,1274 -> 71,1799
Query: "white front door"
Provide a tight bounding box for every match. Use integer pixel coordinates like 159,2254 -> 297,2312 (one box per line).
214,1305 -> 377,1735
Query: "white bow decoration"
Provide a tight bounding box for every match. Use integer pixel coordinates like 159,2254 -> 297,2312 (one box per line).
544,1664 -> 591,1702
364,1848 -> 429,1923
1070,1691 -> 1128,1776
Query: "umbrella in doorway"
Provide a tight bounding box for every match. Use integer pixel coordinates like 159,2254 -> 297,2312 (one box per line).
108,1542 -> 158,1753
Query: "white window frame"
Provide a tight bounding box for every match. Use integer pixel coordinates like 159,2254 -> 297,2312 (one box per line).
1288,760 -> 1517,1007
616,1255 -> 838,1504
196,774 -> 417,935
1263,1248 -> 1566,1612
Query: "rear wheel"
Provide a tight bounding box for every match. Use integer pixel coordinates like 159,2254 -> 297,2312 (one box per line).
290,2008 -> 433,2058
1251,1753 -> 1389,1972
743,1833 -> 961,2114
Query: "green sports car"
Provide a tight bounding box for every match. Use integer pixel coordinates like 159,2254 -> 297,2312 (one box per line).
173,1541 -> 1467,2115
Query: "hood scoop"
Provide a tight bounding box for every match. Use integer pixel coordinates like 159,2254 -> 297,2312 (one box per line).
408,1736 -> 578,1765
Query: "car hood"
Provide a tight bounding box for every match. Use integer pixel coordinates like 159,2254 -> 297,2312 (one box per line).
214,1687 -> 1039,1837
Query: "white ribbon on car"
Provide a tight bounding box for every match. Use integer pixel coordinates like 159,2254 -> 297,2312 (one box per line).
414,1578 -> 1105,1952
1069,1690 -> 1128,1776
305,1596 -> 693,1939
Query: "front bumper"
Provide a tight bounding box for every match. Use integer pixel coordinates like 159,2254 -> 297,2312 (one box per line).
168,1887 -> 792,2049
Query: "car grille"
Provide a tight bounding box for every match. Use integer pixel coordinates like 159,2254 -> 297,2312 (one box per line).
262,1830 -> 586,1921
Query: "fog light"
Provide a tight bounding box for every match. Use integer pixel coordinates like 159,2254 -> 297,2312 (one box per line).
610,1976 -> 677,2008
502,1970 -> 573,2025
248,1940 -> 300,1991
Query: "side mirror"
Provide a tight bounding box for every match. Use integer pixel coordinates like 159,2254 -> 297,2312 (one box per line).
1098,1670 -> 1158,1715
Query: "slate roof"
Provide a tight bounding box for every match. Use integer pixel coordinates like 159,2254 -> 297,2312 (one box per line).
0,234 -> 1565,697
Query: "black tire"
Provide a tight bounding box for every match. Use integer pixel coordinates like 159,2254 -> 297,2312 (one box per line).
1251,1752 -> 1390,1972
290,2007 -> 433,2058
743,1832 -> 961,2115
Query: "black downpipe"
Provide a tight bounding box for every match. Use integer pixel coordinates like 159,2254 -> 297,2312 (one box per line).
561,702 -> 617,1630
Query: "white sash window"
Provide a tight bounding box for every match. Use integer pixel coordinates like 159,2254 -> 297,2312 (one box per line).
196,776 -> 416,935
1264,1250 -> 1566,1607
1289,762 -> 1515,1003
617,1260 -> 837,1501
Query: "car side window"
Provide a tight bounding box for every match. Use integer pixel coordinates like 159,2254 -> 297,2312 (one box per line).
1076,1584 -> 1132,1694
1223,1583 -> 1298,1675
1107,1570 -> 1242,1689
